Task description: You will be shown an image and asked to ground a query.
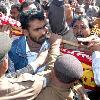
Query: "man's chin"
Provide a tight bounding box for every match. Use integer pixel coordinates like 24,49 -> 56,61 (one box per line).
29,36 -> 46,45
38,40 -> 45,44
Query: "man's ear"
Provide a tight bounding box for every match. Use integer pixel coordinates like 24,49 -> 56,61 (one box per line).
22,29 -> 29,36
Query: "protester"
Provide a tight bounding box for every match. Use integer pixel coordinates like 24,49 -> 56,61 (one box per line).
0,4 -> 7,15
0,32 -> 89,100
0,0 -> 100,99
10,4 -> 21,21
7,2 -> 61,77
72,16 -> 91,38
83,0 -> 99,18
68,15 -> 100,100
74,5 -> 86,16
0,32 -> 49,100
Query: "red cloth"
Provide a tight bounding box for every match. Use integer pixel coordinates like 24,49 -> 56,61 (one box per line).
18,0 -> 25,3
60,48 -> 92,66
0,12 -> 21,27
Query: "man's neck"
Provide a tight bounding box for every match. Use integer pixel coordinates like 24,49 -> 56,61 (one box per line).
51,76 -> 72,89
26,37 -> 41,52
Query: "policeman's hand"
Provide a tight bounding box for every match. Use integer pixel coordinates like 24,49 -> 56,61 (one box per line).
49,33 -> 62,46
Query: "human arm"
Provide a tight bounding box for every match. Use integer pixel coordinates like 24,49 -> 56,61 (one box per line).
45,33 -> 62,69
73,83 -> 90,100
48,0 -> 69,35
0,73 -> 47,99
6,49 -> 49,77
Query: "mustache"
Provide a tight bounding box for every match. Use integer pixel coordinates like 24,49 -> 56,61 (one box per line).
74,33 -> 84,38
39,35 -> 46,40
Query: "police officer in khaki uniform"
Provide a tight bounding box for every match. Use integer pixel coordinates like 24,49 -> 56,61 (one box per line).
0,32 -> 47,100
35,54 -> 90,100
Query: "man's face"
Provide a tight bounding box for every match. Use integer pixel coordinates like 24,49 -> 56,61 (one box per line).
10,8 -> 19,18
69,0 -> 78,7
84,0 -> 94,5
27,19 -> 47,44
73,19 -> 90,38
75,7 -> 85,16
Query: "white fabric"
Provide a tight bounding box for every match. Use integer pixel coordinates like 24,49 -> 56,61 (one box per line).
92,51 -> 100,86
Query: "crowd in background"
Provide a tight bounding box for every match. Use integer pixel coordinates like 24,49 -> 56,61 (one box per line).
0,0 -> 100,100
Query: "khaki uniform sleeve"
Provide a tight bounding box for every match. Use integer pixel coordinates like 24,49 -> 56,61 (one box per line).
45,43 -> 61,70
0,73 -> 45,100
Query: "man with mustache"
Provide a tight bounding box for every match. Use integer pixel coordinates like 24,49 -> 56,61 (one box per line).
7,2 -> 61,77
66,15 -> 100,100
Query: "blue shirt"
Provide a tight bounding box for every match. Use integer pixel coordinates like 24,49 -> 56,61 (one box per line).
8,36 -> 50,73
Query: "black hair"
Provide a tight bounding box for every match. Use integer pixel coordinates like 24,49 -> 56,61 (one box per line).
11,4 -> 21,12
53,56 -> 77,84
0,5 -> 7,15
41,1 -> 49,11
68,0 -> 73,4
20,2 -> 45,29
53,53 -> 84,84
54,67 -> 70,83
71,15 -> 94,29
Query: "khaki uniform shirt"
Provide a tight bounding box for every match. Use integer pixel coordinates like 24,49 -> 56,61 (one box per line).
35,81 -> 90,100
0,73 -> 45,100
35,83 -> 76,100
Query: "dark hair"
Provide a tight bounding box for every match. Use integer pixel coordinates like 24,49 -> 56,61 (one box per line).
71,15 -> 88,27
42,1 -> 49,11
68,0 -> 73,4
53,56 -> 68,83
71,15 -> 94,29
53,55 -> 83,84
0,5 -> 7,15
20,2 -> 45,29
11,4 -> 21,12
54,67 -> 71,83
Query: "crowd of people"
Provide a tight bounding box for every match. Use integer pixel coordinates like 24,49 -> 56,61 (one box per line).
0,0 -> 100,100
